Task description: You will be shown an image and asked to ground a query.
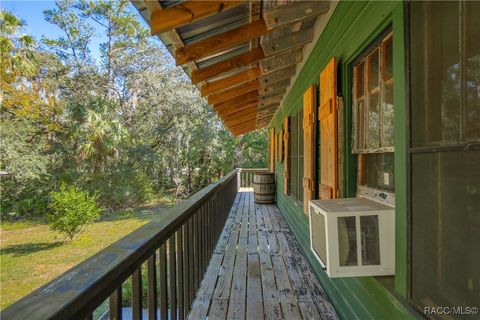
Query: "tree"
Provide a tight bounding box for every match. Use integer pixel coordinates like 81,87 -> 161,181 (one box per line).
47,185 -> 101,240
77,106 -> 127,174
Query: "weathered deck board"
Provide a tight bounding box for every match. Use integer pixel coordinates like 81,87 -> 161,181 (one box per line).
188,189 -> 338,320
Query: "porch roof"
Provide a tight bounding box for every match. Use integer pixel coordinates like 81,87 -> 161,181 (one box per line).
131,0 -> 331,136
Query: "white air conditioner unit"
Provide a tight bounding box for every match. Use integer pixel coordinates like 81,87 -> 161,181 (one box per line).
309,197 -> 395,278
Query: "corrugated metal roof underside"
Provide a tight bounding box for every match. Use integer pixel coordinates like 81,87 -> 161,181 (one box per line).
130,0 -> 330,136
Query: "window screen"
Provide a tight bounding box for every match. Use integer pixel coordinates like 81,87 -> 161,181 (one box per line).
409,1 -> 480,317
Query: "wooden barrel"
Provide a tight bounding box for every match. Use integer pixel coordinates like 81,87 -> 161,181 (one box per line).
253,172 -> 275,204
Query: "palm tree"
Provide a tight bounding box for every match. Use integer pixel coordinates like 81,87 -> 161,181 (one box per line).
77,109 -> 126,174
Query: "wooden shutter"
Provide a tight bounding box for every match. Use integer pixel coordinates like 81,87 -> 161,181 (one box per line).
283,117 -> 289,194
303,85 -> 316,213
269,128 -> 275,172
319,58 -> 338,199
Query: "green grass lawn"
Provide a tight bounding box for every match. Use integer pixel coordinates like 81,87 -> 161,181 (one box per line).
0,202 -> 171,310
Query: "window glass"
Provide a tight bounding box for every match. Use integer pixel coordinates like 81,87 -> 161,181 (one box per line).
383,37 -> 393,81
359,153 -> 394,192
368,49 -> 380,91
367,92 -> 380,149
383,85 -> 394,147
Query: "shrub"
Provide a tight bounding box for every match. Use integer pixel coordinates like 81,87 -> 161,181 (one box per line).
47,185 -> 101,240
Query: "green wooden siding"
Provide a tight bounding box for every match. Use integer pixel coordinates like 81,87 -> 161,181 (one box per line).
271,1 -> 418,319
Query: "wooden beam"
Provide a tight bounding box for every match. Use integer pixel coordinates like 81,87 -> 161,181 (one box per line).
257,114 -> 275,121
260,47 -> 303,73
224,116 -> 258,128
231,126 -> 257,136
262,28 -> 314,56
217,101 -> 258,116
263,1 -> 330,29
258,102 -> 279,110
215,97 -> 258,115
259,78 -> 290,95
216,100 -> 258,116
144,1 -> 206,86
230,125 -> 257,135
191,48 -> 265,83
222,106 -> 258,119
208,79 -> 260,105
228,120 -> 258,131
223,112 -> 258,125
230,118 -> 257,127
221,107 -> 258,121
229,119 -> 257,128
256,120 -> 270,125
225,119 -> 258,128
213,90 -> 259,111
223,107 -> 258,119
258,103 -> 279,113
201,67 -> 262,97
151,1 -> 244,35
259,88 -> 285,100
259,95 -> 283,107
259,65 -> 296,86
176,20 -> 268,65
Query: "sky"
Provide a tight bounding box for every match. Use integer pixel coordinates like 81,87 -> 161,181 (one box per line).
1,0 -> 149,62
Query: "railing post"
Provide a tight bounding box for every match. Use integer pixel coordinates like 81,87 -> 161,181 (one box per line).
237,168 -> 241,190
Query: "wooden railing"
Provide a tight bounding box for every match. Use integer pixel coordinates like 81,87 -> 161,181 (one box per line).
3,169 -> 239,320
238,168 -> 269,188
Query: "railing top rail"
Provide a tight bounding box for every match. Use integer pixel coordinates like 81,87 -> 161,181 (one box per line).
238,168 -> 269,171
3,169 -> 239,320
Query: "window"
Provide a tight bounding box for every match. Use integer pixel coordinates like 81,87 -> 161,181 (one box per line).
409,2 -> 480,318
289,112 -> 304,202
352,31 -> 395,195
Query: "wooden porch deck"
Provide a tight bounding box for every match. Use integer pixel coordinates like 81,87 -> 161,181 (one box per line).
189,189 -> 338,320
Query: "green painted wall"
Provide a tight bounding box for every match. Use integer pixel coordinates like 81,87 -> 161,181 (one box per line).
271,2 -> 419,319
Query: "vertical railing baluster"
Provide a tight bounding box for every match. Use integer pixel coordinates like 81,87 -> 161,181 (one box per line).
183,223 -> 190,315
147,254 -> 157,320
110,286 -> 122,320
177,228 -> 184,320
169,235 -> 177,320
188,217 -> 195,309
194,212 -> 200,292
201,205 -> 206,276
159,243 -> 167,320
132,268 -> 142,320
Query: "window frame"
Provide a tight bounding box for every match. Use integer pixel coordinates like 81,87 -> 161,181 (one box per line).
351,28 -> 396,200
352,29 -> 394,155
